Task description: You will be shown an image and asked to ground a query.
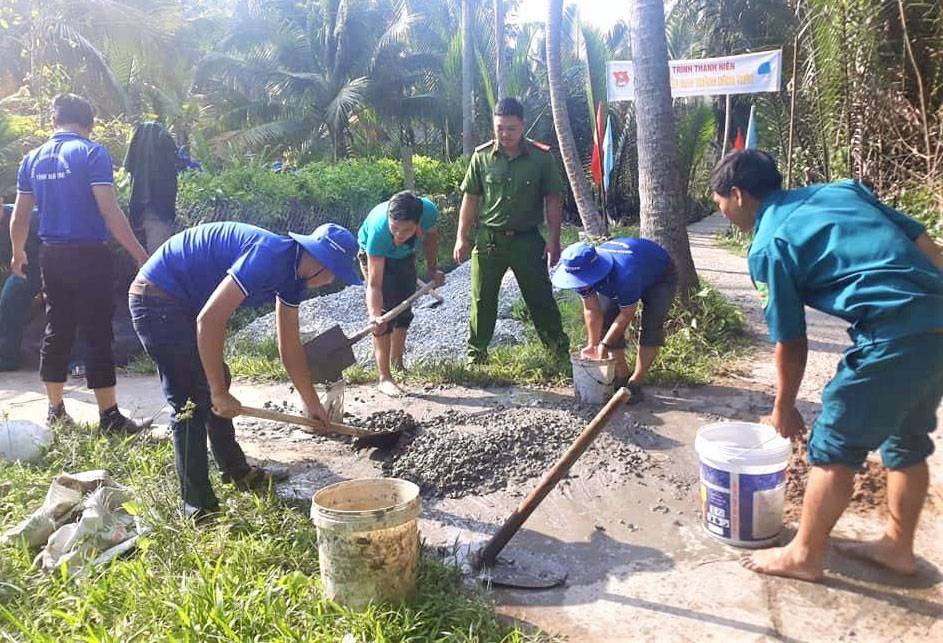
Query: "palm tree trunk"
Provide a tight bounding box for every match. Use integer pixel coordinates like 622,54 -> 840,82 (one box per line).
546,0 -> 606,237
462,0 -> 477,155
495,0 -> 507,100
629,0 -> 698,294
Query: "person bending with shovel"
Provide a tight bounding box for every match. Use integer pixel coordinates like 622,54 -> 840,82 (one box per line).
551,238 -> 678,403
129,221 -> 362,521
358,190 -> 444,396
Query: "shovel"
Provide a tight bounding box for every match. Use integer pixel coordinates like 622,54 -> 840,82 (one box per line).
304,279 -> 437,383
238,405 -> 403,449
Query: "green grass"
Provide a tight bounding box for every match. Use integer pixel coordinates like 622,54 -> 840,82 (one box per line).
714,225 -> 752,257
0,423 -> 544,641
398,281 -> 748,388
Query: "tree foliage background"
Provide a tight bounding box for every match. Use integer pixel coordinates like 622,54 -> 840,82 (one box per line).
0,0 -> 940,234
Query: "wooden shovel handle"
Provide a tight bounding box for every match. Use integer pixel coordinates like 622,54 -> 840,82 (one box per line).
349,279 -> 436,343
239,405 -> 378,439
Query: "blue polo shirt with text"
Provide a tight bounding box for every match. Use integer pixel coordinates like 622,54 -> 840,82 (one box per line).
16,131 -> 113,244
577,237 -> 671,307
139,222 -> 305,312
748,180 -> 943,344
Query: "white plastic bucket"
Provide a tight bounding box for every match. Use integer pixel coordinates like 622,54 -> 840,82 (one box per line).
571,353 -> 615,404
311,478 -> 421,609
694,422 -> 792,548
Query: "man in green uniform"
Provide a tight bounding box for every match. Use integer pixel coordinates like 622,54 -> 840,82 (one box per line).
711,149 -> 943,582
454,97 -> 569,364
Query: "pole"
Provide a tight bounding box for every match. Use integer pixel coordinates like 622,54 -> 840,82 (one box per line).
786,34 -> 799,189
473,387 -> 631,569
721,93 -> 732,157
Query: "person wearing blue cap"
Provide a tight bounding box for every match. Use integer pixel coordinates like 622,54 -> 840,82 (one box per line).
128,221 -> 362,521
551,238 -> 678,403
358,190 -> 444,396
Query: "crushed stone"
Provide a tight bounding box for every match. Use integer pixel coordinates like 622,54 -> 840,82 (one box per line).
381,405 -> 651,498
237,261 -> 526,367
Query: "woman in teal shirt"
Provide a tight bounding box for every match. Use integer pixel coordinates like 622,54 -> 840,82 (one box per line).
358,191 -> 443,396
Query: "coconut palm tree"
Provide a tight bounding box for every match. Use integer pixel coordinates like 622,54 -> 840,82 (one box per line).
495,0 -> 507,99
629,0 -> 698,292
1,0 -> 182,116
546,0 -> 606,236
462,0 -> 477,154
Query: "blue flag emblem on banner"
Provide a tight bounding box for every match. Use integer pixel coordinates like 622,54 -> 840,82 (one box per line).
757,61 -> 772,75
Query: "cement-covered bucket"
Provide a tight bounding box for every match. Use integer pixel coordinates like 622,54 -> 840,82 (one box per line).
695,422 -> 792,548
571,353 -> 615,404
311,478 -> 421,609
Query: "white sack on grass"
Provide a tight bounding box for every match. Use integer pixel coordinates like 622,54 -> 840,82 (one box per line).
0,419 -> 53,463
1,470 -> 146,576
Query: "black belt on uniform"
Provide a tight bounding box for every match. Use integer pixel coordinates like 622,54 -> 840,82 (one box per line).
128,278 -> 175,300
486,226 -> 537,238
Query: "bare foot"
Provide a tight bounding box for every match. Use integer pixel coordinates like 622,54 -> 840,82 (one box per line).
377,379 -> 404,397
836,537 -> 918,575
739,544 -> 823,582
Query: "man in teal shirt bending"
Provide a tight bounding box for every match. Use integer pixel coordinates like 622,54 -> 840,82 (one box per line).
712,149 -> 943,582
358,191 -> 443,396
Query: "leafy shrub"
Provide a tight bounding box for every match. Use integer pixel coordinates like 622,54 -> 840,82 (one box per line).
889,187 -> 943,241
176,156 -> 467,235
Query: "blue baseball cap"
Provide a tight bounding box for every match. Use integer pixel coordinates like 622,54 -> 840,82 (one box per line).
290,223 -> 363,285
551,242 -> 613,289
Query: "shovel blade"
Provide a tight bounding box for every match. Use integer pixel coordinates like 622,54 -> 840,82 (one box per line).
304,325 -> 356,383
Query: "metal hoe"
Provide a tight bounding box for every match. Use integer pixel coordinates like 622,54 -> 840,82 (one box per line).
304,279 -> 437,383
473,387 -> 632,588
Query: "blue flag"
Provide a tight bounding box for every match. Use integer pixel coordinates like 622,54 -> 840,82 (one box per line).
745,105 -> 758,149
603,115 -> 614,191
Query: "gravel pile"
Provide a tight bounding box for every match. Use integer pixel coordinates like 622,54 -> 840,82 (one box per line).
237,261 -> 525,367
382,405 -> 650,498
358,409 -> 418,434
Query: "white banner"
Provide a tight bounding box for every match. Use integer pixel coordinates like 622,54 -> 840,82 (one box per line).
607,50 -> 782,101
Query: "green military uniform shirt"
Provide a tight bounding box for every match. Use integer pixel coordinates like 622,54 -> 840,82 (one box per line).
460,139 -> 565,230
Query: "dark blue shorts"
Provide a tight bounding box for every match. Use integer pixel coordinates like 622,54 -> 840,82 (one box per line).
808,333 -> 943,470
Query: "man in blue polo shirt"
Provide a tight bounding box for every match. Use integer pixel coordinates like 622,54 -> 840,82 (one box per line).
711,149 -> 943,582
10,93 -> 149,433
358,190 -> 443,396
552,238 -> 678,403
130,221 -> 361,520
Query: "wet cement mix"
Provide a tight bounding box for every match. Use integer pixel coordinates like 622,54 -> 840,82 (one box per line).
376,405 -> 651,498
784,441 -> 887,522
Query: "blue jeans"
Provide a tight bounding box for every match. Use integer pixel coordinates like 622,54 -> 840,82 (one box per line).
129,293 -> 251,510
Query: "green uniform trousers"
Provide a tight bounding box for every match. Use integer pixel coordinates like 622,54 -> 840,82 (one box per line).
468,227 -> 569,360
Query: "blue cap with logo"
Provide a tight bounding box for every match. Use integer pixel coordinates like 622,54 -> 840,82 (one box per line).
551,242 -> 613,289
289,223 -> 363,285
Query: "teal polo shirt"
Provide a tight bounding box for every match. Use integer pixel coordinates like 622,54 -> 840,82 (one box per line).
748,180 -> 943,345
357,197 -> 439,260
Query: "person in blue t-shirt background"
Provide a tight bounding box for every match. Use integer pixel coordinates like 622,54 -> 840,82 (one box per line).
357,190 -> 444,396
711,149 -> 943,582
552,237 -> 678,403
9,93 -> 149,433
130,221 -> 361,521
